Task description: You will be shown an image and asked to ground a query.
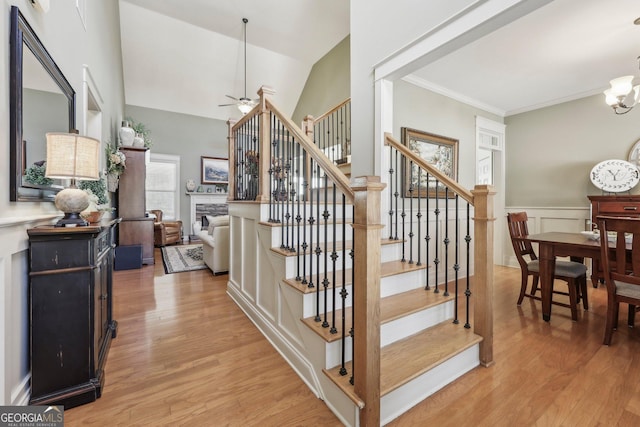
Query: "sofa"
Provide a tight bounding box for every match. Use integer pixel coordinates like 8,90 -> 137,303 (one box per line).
195,215 -> 229,274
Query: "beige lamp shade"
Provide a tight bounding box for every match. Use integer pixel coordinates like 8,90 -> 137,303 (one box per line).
45,133 -> 100,180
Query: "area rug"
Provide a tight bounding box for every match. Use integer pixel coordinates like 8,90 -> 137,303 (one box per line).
161,244 -> 207,274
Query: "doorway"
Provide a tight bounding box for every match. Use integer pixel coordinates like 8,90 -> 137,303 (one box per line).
476,116 -> 506,265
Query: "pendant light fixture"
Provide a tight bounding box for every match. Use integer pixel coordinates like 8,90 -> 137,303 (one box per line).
603,56 -> 640,115
219,18 -> 257,115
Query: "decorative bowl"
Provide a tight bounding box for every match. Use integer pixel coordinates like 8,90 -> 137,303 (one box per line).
81,211 -> 104,223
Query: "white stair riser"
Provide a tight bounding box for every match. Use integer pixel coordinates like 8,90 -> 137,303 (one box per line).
381,301 -> 454,346
301,285 -> 353,318
269,224 -> 353,249
380,269 -> 427,297
321,300 -> 454,369
381,344 -> 480,426
281,252 -> 354,277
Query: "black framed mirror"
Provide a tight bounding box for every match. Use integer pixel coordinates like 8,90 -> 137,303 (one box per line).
9,6 -> 75,202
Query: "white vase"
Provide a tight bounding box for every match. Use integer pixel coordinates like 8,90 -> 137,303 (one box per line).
107,173 -> 119,192
133,133 -> 145,148
119,121 -> 135,146
186,179 -> 196,192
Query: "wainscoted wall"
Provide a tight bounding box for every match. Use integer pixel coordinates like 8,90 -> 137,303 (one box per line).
0,216 -> 58,405
502,206 -> 590,267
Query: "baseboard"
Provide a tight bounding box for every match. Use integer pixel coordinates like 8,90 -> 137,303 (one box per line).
11,374 -> 30,406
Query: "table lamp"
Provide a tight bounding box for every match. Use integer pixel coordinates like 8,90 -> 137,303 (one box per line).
45,132 -> 100,227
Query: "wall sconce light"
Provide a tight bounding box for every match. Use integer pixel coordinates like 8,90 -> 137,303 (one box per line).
45,133 -> 100,227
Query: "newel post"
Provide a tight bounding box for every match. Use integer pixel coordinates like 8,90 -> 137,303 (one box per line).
471,184 -> 496,367
352,176 -> 386,427
256,86 -> 276,203
227,119 -> 237,202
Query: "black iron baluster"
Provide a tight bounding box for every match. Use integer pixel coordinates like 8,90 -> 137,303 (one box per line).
453,195 -> 460,324
315,163 -> 322,323
322,172 -> 330,328
307,158 -> 315,290
269,114 -> 276,221
287,134 -> 295,252
434,179 -> 440,293
401,155 -> 407,263
339,193 -> 347,374
295,142 -> 302,281
394,150 -> 399,240
408,161 -> 414,264
417,168 -> 422,266
301,150 -> 309,285
465,203 -> 471,329
349,204 -> 355,386
444,187 -> 450,297
389,145 -> 394,240
425,172 -> 431,290
330,184 -> 338,334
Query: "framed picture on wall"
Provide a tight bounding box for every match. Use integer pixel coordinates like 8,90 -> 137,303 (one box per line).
401,127 -> 458,198
201,156 -> 229,185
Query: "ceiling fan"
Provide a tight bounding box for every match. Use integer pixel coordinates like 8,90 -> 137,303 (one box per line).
219,18 -> 258,115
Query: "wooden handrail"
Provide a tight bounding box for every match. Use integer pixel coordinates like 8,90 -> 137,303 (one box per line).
267,98 -> 355,203
384,132 -> 474,204
311,97 -> 351,124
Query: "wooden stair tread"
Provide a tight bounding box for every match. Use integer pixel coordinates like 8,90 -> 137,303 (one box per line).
283,257 -> 423,294
324,322 -> 482,402
337,162 -> 351,177
302,287 -> 454,342
271,238 -> 402,257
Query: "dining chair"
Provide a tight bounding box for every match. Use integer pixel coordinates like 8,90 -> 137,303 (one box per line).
596,215 -> 640,345
507,212 -> 588,321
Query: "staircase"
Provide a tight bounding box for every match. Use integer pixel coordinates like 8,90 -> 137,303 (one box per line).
226,87 -> 494,426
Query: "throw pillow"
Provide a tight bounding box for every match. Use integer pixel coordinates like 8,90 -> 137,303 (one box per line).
211,215 -> 230,227
203,215 -> 214,235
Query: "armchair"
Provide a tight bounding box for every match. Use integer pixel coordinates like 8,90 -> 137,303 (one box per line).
150,209 -> 183,247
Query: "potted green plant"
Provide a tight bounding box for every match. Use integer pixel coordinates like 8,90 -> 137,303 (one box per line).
24,160 -> 53,186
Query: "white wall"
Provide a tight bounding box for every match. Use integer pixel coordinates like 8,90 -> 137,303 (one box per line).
0,0 -> 125,404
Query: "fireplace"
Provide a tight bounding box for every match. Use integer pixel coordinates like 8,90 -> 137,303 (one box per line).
187,193 -> 228,234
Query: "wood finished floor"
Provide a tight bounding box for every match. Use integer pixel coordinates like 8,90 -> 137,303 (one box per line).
65,254 -> 640,426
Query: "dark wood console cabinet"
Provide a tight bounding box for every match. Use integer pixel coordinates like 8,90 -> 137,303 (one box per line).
27,219 -> 120,408
588,195 -> 640,285
118,147 -> 154,264
588,195 -> 640,230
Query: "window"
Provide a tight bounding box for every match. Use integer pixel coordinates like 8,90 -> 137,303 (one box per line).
146,153 -> 180,220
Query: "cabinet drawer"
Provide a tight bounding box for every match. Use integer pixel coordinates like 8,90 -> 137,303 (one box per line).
597,202 -> 640,215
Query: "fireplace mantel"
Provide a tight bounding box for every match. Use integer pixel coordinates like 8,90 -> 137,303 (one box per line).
187,192 -> 229,234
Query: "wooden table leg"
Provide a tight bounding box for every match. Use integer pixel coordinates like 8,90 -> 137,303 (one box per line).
538,242 -> 555,322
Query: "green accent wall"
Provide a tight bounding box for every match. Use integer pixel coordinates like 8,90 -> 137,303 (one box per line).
292,36 -> 350,125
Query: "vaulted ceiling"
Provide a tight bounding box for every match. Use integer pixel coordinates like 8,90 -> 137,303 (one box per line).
119,0 -> 640,121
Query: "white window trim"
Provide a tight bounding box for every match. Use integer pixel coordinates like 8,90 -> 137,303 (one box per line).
148,153 -> 181,220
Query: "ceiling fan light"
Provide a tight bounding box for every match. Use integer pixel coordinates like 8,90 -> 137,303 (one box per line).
238,102 -> 254,115
609,75 -> 634,97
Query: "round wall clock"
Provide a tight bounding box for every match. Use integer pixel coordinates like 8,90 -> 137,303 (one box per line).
590,159 -> 640,192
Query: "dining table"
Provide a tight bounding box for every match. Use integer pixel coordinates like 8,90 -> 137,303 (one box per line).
521,232 -> 601,322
